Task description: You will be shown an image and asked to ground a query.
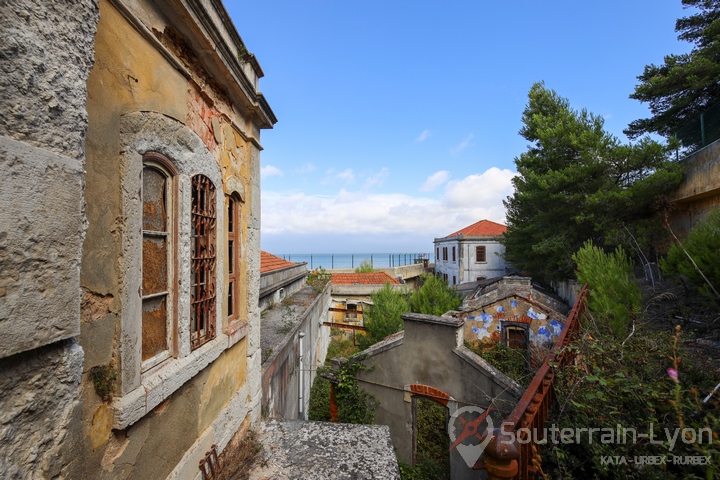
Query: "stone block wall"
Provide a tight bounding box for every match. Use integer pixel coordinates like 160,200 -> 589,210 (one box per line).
0,1 -> 98,478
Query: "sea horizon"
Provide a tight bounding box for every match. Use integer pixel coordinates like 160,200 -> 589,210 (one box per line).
276,252 -> 435,270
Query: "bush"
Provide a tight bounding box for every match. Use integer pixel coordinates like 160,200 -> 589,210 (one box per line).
410,274 -> 461,316
661,209 -> 720,300
572,241 -> 641,337
547,324 -> 718,479
308,374 -> 331,422
465,341 -> 529,386
354,259 -> 374,273
307,267 -> 331,293
358,283 -> 410,350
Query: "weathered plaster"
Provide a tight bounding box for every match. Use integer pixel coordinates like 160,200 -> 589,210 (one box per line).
0,138 -> 86,357
0,340 -> 83,479
463,296 -> 566,347
0,0 -> 99,159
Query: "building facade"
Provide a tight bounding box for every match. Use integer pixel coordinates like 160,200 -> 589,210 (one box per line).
0,0 -> 276,478
433,220 -> 507,285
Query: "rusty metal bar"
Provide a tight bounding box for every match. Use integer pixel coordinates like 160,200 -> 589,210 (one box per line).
322,321 -> 367,332
191,175 -> 217,350
483,284 -> 588,480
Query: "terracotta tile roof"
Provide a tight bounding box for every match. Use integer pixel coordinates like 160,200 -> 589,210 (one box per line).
330,272 -> 401,285
445,219 -> 506,238
260,251 -> 300,274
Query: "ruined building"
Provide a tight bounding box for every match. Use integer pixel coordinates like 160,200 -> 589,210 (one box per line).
1,0 -> 276,478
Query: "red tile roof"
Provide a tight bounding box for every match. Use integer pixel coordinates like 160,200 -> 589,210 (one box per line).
331,272 -> 401,285
260,251 -> 299,273
445,219 -> 506,238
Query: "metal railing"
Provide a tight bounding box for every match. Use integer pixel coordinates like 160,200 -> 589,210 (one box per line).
480,284 -> 589,480
674,101 -> 720,155
280,253 -> 431,270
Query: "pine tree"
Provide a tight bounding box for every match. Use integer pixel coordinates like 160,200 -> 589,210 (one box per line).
626,0 -> 720,147
503,83 -> 683,283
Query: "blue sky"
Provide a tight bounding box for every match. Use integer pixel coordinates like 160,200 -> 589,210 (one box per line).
226,1 -> 692,254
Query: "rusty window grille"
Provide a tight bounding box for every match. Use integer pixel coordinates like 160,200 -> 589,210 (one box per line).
227,195 -> 240,322
199,444 -> 222,480
476,245 -> 486,263
141,156 -> 175,369
191,175 -> 217,350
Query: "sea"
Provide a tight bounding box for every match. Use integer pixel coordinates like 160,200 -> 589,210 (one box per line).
276,253 -> 435,270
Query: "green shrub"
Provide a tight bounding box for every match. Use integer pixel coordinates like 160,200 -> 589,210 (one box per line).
465,341 -> 529,386
308,374 -> 331,422
410,274 -> 461,316
358,283 -> 410,350
661,209 -> 720,300
307,267 -> 331,293
572,241 -> 641,337
354,259 -> 374,273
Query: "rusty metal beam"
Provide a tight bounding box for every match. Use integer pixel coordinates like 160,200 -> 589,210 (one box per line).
322,321 -> 366,332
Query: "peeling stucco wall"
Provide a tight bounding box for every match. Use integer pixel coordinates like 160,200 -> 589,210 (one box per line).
73,0 -> 273,477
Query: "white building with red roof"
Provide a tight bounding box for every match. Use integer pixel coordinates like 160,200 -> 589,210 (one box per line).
433,219 -> 507,285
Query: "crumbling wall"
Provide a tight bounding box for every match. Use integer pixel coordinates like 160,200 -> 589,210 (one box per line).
0,0 -> 98,477
0,0 -> 99,159
0,341 -> 84,479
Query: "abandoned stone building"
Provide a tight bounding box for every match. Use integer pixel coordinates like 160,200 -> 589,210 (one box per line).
1,0 -> 275,478
351,312 -> 523,480
433,219 -> 508,286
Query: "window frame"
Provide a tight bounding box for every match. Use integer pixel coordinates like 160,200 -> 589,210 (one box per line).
226,194 -> 241,325
476,245 -> 487,263
140,153 -> 178,373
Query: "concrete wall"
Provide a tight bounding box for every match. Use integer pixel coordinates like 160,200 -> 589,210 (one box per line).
0,0 -> 99,477
667,139 -> 720,237
354,313 -> 522,479
259,263 -> 308,311
262,284 -> 332,420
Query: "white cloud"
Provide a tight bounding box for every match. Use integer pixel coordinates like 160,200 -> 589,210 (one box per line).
363,167 -> 389,189
336,168 -> 355,183
261,165 -> 283,178
415,129 -> 431,143
297,162 -> 316,174
420,170 -> 449,192
261,167 -> 517,252
451,133 -> 475,154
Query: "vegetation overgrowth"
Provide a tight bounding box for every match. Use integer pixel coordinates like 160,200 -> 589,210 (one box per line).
544,237 -> 720,479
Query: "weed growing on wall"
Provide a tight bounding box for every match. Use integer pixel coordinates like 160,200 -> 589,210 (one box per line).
307,267 -> 331,293
334,360 -> 378,425
354,259 -> 375,273
465,341 -> 530,387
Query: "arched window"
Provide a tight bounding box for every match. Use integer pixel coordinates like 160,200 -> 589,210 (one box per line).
141,154 -> 176,370
227,194 -> 241,323
191,174 -> 217,349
